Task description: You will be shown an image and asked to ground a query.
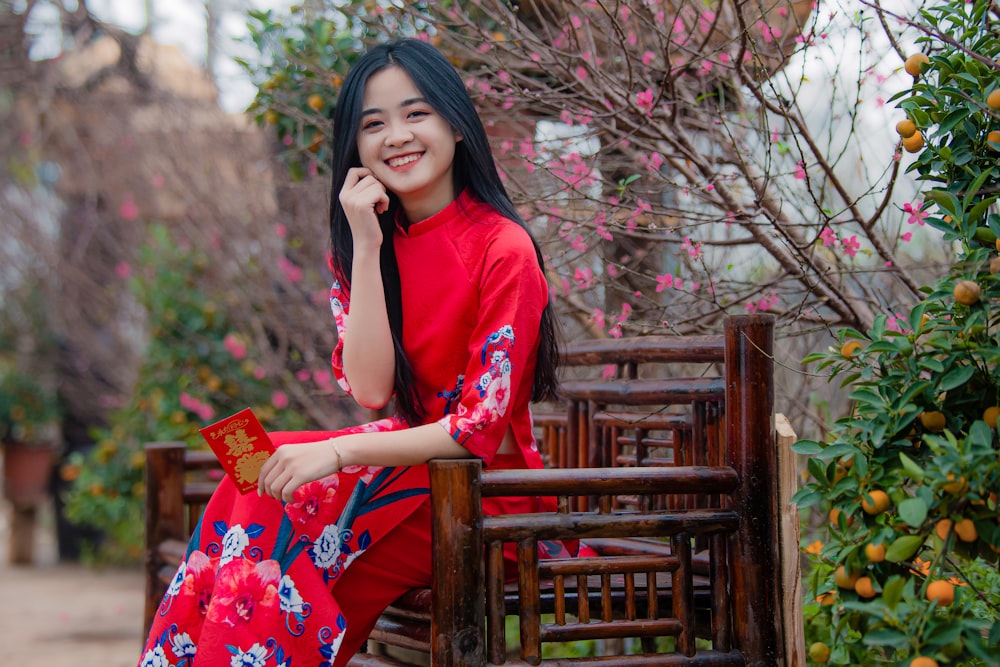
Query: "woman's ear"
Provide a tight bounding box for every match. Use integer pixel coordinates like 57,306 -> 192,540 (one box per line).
454,131 -> 463,143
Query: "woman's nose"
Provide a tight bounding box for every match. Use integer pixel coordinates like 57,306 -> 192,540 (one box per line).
385,122 -> 413,146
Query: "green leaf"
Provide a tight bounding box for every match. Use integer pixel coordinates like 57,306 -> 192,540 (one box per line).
861,627 -> 910,649
816,443 -> 856,461
938,365 -> 975,391
898,497 -> 928,528
899,452 -> 925,482
881,575 -> 906,609
791,439 -> 824,455
885,534 -> 924,563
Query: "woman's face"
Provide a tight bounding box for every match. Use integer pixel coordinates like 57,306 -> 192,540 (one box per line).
357,66 -> 462,222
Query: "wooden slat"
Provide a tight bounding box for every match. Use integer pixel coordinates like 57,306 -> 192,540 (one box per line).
480,466 -> 739,497
489,651 -> 746,666
540,618 -> 683,643
559,377 -> 724,404
561,335 -> 724,365
484,508 -> 740,543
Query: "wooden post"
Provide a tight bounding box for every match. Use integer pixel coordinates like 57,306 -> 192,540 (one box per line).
776,414 -> 805,667
143,442 -> 187,637
725,314 -> 784,666
429,459 -> 485,667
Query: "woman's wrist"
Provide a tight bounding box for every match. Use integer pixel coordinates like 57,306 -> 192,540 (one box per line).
329,439 -> 345,472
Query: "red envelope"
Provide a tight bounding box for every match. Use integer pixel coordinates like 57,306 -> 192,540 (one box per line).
199,407 -> 275,494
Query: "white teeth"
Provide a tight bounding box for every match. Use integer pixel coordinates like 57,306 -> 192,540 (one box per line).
387,154 -> 420,167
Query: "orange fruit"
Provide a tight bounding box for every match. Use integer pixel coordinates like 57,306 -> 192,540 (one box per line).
829,507 -> 853,527
991,257 -> 1000,275
896,119 -> 917,138
935,518 -> 953,541
809,642 -> 832,663
862,489 -> 891,515
865,542 -> 887,562
984,406 -> 1000,428
954,280 -> 981,305
904,53 -> 930,76
307,93 -> 325,111
854,576 -> 877,598
263,110 -> 279,125
926,579 -> 955,606
902,131 -> 925,153
942,473 -> 968,495
988,90 -> 1000,110
989,130 -> 1000,150
841,340 -> 863,357
816,591 -> 837,606
911,658 -> 939,667
835,565 -> 860,589
955,518 -> 978,542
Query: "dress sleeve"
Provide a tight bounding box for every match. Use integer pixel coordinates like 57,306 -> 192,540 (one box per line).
329,278 -> 353,395
436,229 -> 548,461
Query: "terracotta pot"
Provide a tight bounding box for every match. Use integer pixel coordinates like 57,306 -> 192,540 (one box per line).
2,441 -> 56,505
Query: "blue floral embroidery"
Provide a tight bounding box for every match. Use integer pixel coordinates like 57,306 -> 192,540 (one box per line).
438,375 -> 464,416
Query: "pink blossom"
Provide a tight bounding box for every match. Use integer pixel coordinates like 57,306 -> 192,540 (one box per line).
119,194 -> 139,221
642,151 -> 664,172
793,161 -> 806,180
151,173 -> 165,188
636,89 -> 655,116
900,231 -> 913,242
841,235 -> 860,258
655,274 -> 674,292
606,264 -> 619,277
591,308 -> 606,330
271,391 -> 289,410
313,369 -> 334,391
903,202 -> 928,226
295,369 -> 311,382
570,236 -> 588,252
253,367 -> 266,380
570,14 -> 583,28
559,109 -> 575,126
575,66 -> 588,80
278,256 -> 303,283
223,333 -> 247,360
573,267 -> 595,289
115,261 -> 131,279
642,51 -> 655,66
819,227 -> 837,246
274,223 -> 287,238
681,236 -> 703,260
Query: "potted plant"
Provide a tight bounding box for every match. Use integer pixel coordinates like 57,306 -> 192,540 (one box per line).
0,362 -> 62,505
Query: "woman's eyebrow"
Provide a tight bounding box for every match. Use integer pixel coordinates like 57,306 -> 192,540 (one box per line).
361,98 -> 428,117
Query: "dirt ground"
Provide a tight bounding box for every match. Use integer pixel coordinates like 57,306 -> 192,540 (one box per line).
0,498 -> 145,667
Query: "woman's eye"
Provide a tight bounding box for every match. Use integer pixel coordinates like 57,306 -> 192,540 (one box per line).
408,110 -> 429,119
362,119 -> 383,130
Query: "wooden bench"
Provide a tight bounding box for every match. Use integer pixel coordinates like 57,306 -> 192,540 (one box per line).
144,314 -> 803,666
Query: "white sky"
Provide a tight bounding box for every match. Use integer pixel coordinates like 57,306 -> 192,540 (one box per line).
23,0 -> 297,113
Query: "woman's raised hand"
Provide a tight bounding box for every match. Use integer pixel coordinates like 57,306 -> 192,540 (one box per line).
340,168 -> 390,250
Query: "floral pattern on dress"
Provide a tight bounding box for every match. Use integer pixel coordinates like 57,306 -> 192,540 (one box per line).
441,325 -> 515,445
142,451 -> 428,667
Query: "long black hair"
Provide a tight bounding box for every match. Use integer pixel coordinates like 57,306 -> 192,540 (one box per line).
328,38 -> 559,425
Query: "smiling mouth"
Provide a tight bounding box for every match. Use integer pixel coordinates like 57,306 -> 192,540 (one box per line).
386,153 -> 421,168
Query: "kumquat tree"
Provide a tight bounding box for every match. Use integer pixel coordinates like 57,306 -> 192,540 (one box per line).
791,1 -> 1000,664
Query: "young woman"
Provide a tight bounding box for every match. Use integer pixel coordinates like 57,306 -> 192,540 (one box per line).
138,38 -> 569,667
